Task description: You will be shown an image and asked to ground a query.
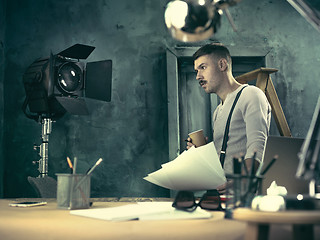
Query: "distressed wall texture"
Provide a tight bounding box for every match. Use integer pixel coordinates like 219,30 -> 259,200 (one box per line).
221,0 -> 320,137
2,0 -> 171,197
0,0 -> 5,197
1,0 -> 320,197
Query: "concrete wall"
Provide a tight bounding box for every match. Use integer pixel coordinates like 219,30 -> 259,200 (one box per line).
1,0 -> 320,197
3,0 -> 171,197
0,0 -> 6,197
215,0 -> 320,136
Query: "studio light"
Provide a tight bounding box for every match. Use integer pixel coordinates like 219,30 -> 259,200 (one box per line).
22,44 -> 112,178
22,43 -> 112,121
164,0 -> 241,42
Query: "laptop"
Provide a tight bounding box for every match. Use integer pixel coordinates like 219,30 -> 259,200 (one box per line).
261,136 -> 310,195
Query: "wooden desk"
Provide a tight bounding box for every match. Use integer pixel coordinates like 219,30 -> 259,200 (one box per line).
233,208 -> 320,240
0,198 -> 245,240
2,198 -> 320,240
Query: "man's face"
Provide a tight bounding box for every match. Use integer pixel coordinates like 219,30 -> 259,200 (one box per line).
194,54 -> 221,94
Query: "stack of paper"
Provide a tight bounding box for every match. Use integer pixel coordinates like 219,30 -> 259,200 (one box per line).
144,142 -> 226,191
70,202 -> 212,221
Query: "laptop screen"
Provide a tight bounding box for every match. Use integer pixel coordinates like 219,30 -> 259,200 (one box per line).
261,136 -> 310,195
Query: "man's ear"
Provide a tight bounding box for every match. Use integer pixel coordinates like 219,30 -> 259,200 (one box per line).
218,58 -> 228,71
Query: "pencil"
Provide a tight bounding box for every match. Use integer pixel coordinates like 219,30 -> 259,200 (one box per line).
67,157 -> 73,173
67,157 -> 73,168
261,155 -> 278,175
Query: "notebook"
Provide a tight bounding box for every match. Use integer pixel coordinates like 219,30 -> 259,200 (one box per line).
261,136 -> 310,195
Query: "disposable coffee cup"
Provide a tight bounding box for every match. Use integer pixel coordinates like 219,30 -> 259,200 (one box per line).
188,129 -> 206,147
56,174 -> 91,210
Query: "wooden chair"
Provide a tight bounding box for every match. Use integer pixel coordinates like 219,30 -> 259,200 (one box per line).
235,68 -> 291,137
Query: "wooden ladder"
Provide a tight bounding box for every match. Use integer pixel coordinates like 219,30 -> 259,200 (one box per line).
235,67 -> 292,137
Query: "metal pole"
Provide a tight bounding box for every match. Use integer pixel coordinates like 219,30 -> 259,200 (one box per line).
38,118 -> 52,177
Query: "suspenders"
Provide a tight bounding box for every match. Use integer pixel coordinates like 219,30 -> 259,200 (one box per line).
219,85 -> 248,168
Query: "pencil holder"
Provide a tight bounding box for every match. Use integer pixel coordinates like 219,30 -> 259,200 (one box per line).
56,174 -> 91,210
224,174 -> 263,218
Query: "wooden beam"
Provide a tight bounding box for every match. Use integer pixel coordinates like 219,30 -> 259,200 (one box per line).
235,67 -> 278,84
236,68 -> 292,137
264,75 -> 292,137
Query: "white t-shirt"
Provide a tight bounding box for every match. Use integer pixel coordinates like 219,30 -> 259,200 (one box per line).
212,84 -> 271,174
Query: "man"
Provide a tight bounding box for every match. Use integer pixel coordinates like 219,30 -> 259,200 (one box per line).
187,43 -> 271,193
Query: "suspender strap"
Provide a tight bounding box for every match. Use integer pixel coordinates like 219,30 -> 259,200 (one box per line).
220,85 -> 248,167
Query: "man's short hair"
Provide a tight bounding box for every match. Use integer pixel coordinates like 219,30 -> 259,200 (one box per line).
193,43 -> 232,65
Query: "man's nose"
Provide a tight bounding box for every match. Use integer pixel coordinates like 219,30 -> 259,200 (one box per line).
196,71 -> 202,80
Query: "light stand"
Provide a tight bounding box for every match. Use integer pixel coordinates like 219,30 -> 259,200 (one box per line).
33,117 -> 52,177
27,117 -> 57,198
296,95 -> 320,197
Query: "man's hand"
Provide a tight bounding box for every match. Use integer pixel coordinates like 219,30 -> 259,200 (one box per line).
186,136 -> 209,149
216,180 -> 233,195
186,137 -> 195,149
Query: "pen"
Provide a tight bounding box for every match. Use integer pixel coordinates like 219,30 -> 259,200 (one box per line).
250,152 -> 257,177
242,152 -> 257,207
240,154 -> 249,176
249,152 -> 257,190
261,155 -> 278,176
74,158 -> 103,191
86,158 -> 103,175
233,157 -> 242,207
233,157 -> 241,174
73,157 -> 78,174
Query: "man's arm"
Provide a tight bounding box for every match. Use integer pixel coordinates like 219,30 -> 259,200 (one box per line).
215,87 -> 270,194
242,87 -> 271,163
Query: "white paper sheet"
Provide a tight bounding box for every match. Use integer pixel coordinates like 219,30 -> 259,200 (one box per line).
144,142 -> 226,191
70,202 -> 212,221
145,168 -> 173,189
